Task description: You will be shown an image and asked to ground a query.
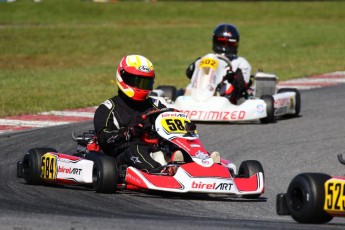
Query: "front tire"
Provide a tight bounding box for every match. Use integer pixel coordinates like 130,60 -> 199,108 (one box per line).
260,95 -> 275,124
286,173 -> 333,223
22,147 -> 57,185
237,160 -> 264,198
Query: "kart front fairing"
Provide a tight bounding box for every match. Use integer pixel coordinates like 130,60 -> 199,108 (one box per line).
126,164 -> 264,195
170,96 -> 268,122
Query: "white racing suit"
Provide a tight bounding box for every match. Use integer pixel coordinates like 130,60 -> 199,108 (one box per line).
185,54 -> 252,104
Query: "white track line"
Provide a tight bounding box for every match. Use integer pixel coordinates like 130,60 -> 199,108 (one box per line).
0,119 -> 70,127
39,111 -> 94,118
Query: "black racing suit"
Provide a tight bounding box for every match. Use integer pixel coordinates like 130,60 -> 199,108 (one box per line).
93,91 -> 166,171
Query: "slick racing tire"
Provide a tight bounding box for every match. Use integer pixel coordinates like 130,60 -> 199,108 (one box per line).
23,147 -> 57,185
156,85 -> 177,101
92,155 -> 118,194
237,160 -> 264,198
286,173 -> 333,224
259,95 -> 275,124
277,88 -> 301,117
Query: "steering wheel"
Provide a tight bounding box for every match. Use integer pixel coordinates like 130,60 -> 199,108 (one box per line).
140,108 -> 178,144
140,108 -> 177,122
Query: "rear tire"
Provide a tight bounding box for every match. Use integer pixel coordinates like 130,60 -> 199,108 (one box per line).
260,95 -> 275,123
23,147 -> 57,185
286,173 -> 333,223
277,88 -> 301,117
237,160 -> 264,198
156,85 -> 177,101
92,155 -> 118,194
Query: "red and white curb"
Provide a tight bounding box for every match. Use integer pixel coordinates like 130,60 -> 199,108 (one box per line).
0,107 -> 96,134
1,71 -> 345,134
277,71 -> 345,90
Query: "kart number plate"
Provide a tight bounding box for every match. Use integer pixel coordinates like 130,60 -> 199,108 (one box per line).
41,153 -> 57,180
199,58 -> 218,70
324,178 -> 345,213
161,117 -> 189,134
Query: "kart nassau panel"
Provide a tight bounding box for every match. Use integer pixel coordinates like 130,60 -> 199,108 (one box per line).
189,53 -> 229,102
125,164 -> 264,195
171,96 -> 268,122
41,152 -> 93,185
155,112 -> 215,166
272,92 -> 298,116
324,177 -> 345,217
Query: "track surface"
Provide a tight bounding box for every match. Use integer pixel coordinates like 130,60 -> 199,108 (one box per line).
1,85 -> 345,229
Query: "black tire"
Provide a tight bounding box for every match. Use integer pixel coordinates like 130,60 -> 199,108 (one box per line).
23,147 -> 57,185
92,155 -> 118,194
156,85 -> 177,101
277,88 -> 301,117
286,173 -> 333,224
260,95 -> 275,124
237,160 -> 264,198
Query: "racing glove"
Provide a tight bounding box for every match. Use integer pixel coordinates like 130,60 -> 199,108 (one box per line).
186,57 -> 201,79
224,69 -> 235,84
122,123 -> 144,140
186,63 -> 195,79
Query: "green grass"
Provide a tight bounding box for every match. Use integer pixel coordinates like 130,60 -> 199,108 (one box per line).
1,0 -> 345,117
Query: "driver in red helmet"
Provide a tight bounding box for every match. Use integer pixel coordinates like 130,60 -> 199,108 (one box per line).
186,23 -> 252,104
93,55 -> 183,172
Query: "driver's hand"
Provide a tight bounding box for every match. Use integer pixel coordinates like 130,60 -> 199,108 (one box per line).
225,69 -> 235,83
129,123 -> 144,137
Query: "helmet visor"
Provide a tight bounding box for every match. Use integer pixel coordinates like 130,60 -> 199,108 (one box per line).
213,37 -> 238,48
121,71 -> 154,90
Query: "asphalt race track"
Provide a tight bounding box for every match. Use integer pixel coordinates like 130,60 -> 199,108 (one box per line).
1,85 -> 345,230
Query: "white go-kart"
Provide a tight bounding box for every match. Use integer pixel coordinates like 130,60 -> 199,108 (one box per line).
152,53 -> 301,123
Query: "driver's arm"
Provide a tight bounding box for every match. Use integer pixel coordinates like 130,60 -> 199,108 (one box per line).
94,102 -> 129,154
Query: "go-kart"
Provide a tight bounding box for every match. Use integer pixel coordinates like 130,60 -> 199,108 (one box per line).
17,108 -> 264,197
151,53 -> 301,123
276,154 -> 345,223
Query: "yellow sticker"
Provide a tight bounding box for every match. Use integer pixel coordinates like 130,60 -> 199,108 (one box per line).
199,58 -> 218,70
324,178 -> 345,214
161,117 -> 189,134
41,153 -> 57,180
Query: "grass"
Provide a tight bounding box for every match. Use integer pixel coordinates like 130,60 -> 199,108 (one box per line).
0,0 -> 344,117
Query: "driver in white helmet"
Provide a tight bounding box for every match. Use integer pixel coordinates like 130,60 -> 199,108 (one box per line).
186,23 -> 252,104
93,55 -> 183,173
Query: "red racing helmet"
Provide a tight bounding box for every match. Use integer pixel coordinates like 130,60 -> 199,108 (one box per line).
116,55 -> 155,101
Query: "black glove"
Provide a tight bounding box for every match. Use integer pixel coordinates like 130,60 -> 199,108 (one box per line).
186,57 -> 201,79
119,123 -> 144,141
129,123 -> 144,137
224,69 -> 235,84
186,62 -> 195,79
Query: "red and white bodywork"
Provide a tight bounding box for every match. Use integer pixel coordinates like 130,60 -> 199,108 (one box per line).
29,111 -> 264,197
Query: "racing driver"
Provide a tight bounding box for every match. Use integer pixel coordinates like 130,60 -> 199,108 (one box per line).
185,23 -> 252,104
93,55 -> 183,172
